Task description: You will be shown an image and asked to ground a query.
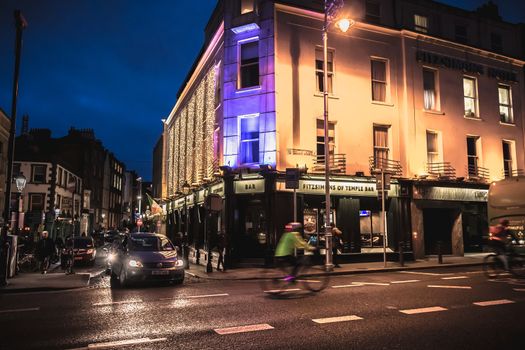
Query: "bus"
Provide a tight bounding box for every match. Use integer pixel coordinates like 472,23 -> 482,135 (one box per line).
488,176 -> 525,251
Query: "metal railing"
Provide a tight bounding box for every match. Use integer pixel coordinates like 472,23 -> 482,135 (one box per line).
369,156 -> 403,177
427,162 -> 456,179
504,168 -> 525,178
466,164 -> 490,180
311,154 -> 347,174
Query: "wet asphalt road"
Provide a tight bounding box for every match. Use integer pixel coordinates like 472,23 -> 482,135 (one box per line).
1,266 -> 524,350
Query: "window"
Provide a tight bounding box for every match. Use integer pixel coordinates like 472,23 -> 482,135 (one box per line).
32,164 -> 46,183
239,115 -> 259,164
455,25 -> 468,44
463,77 -> 478,118
426,131 -> 439,164
491,32 -> 502,52
29,193 -> 45,211
240,0 -> 255,15
57,168 -> 63,187
423,68 -> 437,110
239,40 -> 259,89
316,119 -> 335,159
365,1 -> 381,24
502,141 -> 514,177
498,85 -> 513,124
315,48 -> 334,93
371,59 -> 387,102
373,126 -> 390,166
56,194 -> 61,209
466,136 -> 480,176
414,14 -> 428,33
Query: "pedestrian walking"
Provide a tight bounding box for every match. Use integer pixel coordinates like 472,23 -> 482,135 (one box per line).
35,231 -> 55,274
331,225 -> 343,268
216,231 -> 227,272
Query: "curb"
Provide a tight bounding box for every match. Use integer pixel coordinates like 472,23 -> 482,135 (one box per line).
185,262 -> 484,281
1,272 -> 96,294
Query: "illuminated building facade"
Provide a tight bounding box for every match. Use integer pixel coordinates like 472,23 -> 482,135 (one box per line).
163,0 -> 525,267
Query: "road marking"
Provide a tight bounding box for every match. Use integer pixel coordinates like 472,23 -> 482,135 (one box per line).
399,271 -> 448,276
214,323 -> 274,335
400,306 -> 447,315
442,276 -> 468,280
296,279 -> 321,283
473,299 -> 515,307
332,284 -> 364,288
427,285 -> 472,289
514,288 -> 525,292
391,280 -> 420,284
68,337 -> 167,349
187,293 -> 229,299
0,307 -> 40,314
93,299 -> 143,306
263,288 -> 301,293
312,315 -> 363,324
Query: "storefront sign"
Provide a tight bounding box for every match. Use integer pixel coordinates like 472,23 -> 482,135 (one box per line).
210,182 -> 224,197
296,180 -> 398,197
414,186 -> 488,202
234,179 -> 265,194
416,50 -> 518,83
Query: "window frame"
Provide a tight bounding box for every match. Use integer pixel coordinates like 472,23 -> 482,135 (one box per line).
466,135 -> 481,176
316,119 -> 336,158
371,58 -> 389,103
240,0 -> 255,15
422,67 -> 439,111
426,130 -> 441,164
498,84 -> 513,124
238,114 -> 260,165
237,37 -> 260,90
315,47 -> 335,94
29,193 -> 45,212
463,76 -> 478,118
373,125 -> 390,164
31,164 -> 47,184
414,14 -> 428,33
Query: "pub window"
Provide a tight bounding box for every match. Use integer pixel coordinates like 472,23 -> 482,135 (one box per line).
239,115 -> 259,164
455,25 -> 468,44
371,59 -> 387,102
466,136 -> 480,177
373,125 -> 390,167
491,32 -> 503,53
426,130 -> 440,164
502,140 -> 515,178
498,85 -> 513,124
316,119 -> 335,161
463,76 -> 478,118
365,1 -> 381,24
240,0 -> 255,15
414,14 -> 428,33
239,40 -> 259,89
315,48 -> 334,94
423,68 -> 438,110
32,164 -> 47,183
29,193 -> 45,212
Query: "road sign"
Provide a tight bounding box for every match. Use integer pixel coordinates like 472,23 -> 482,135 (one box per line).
286,168 -> 300,189
375,173 -> 391,191
137,219 -> 143,227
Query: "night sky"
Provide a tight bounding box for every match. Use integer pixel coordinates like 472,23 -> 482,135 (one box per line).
1,0 -> 524,181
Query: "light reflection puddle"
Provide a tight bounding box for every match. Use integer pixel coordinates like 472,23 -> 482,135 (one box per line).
93,299 -> 143,307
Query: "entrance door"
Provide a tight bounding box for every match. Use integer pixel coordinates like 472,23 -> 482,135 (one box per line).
239,201 -> 267,259
423,209 -> 454,254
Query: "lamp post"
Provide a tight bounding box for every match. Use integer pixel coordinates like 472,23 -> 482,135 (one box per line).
181,181 -> 191,269
14,173 -> 27,233
137,177 -> 142,232
322,0 -> 353,271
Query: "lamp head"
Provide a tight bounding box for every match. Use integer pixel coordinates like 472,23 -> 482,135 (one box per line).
14,173 -> 27,192
336,18 -> 354,33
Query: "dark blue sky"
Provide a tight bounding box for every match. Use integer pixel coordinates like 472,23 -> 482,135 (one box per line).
1,1 -> 524,181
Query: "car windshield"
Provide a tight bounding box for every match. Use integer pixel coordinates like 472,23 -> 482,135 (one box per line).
129,236 -> 175,252
67,238 -> 93,248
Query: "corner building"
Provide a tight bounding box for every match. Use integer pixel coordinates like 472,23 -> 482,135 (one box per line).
163,0 -> 525,267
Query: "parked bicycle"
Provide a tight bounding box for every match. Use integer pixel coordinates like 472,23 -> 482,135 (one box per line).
261,250 -> 330,296
17,252 -> 38,273
483,251 -> 525,279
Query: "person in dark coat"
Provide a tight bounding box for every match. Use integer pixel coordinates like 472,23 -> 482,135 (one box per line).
331,226 -> 343,268
216,231 -> 227,272
35,231 -> 55,273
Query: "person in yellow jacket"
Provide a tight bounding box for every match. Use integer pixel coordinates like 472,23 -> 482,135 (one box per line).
275,222 -> 314,280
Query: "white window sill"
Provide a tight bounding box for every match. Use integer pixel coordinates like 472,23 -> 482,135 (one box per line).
464,116 -> 482,121
371,101 -> 394,107
499,121 -> 516,127
423,109 -> 444,115
314,93 -> 339,100
236,86 -> 262,94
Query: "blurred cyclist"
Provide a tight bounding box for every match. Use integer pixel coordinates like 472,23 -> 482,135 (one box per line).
489,218 -> 512,270
275,222 -> 314,281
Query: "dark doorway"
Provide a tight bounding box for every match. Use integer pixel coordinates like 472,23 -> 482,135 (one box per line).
237,199 -> 267,259
423,208 -> 455,254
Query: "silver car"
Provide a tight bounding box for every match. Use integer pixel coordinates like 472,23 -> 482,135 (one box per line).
108,233 -> 184,288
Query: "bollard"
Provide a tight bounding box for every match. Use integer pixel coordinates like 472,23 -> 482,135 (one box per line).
437,241 -> 443,264
398,241 -> 404,267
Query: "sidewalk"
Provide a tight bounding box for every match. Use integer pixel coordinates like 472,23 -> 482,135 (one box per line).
185,253 -> 489,280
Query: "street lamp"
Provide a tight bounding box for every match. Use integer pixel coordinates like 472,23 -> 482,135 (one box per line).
14,173 -> 27,232
181,181 -> 191,269
137,177 -> 142,232
322,0 -> 353,272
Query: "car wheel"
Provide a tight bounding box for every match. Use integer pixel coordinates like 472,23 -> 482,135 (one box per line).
119,268 -> 128,288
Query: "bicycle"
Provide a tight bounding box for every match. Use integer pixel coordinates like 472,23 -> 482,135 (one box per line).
483,251 -> 525,279
17,253 -> 38,273
261,250 -> 330,296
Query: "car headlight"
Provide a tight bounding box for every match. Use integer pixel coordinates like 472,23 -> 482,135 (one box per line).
87,249 -> 94,254
175,259 -> 184,267
128,259 -> 143,268
107,253 -> 116,262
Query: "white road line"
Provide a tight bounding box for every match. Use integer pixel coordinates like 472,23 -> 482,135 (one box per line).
214,323 -> 274,335
332,283 -> 365,288
514,288 -> 525,292
441,276 -> 468,280
68,337 -> 167,350
92,300 -> 143,306
399,271 -> 448,276
356,282 -> 390,286
391,280 -> 420,284
312,315 -> 363,324
473,299 -> 515,307
187,293 -> 229,299
0,307 -> 40,314
400,306 -> 447,315
427,285 -> 472,290
263,288 -> 301,293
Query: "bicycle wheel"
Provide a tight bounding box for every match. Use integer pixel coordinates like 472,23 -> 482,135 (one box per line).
19,256 -> 38,273
510,255 -> 525,278
483,254 -> 504,279
260,266 -> 292,296
298,262 -> 330,292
